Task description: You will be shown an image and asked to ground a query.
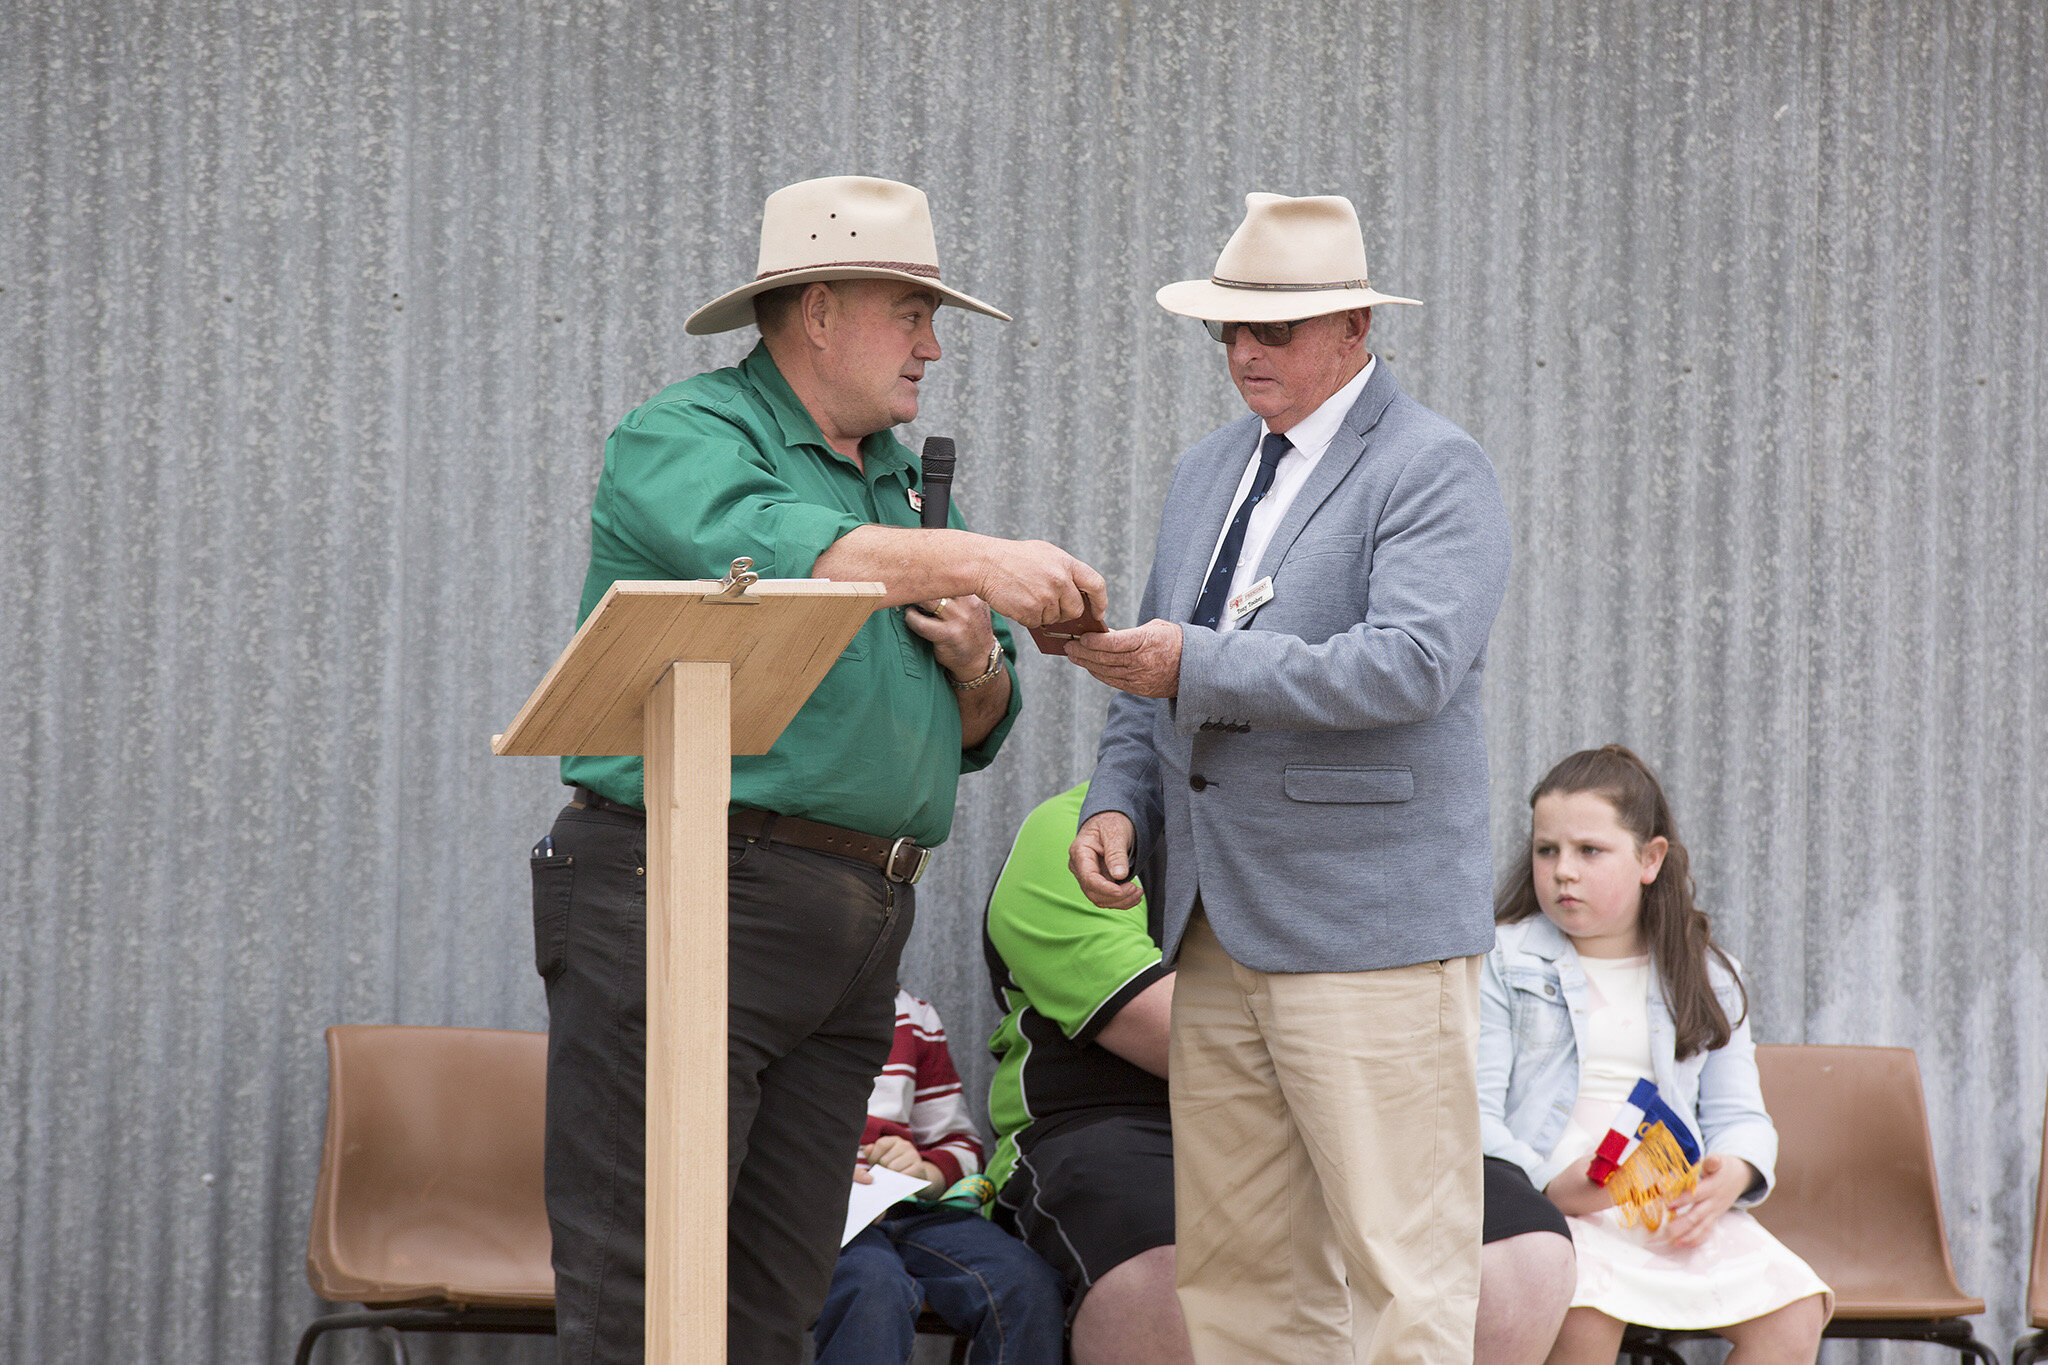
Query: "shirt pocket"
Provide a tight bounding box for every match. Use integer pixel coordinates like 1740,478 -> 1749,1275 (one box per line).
837,614 -> 873,662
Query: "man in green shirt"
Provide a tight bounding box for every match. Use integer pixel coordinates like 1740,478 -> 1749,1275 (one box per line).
532,176 -> 1105,1365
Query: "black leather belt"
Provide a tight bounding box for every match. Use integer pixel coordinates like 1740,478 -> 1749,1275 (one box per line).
570,788 -> 931,884
571,787 -> 645,818
729,807 -> 932,885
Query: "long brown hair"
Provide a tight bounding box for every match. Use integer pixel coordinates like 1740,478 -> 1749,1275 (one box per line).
1495,745 -> 1747,1059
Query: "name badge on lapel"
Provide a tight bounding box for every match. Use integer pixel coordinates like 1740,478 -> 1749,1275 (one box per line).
1227,576 -> 1274,623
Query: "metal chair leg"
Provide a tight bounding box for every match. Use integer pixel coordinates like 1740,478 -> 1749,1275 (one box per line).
291,1305 -> 554,1363
1616,1328 -> 1689,1365
1947,1323 -> 2004,1365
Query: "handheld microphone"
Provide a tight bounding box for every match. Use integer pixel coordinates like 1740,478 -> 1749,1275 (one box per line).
920,436 -> 955,530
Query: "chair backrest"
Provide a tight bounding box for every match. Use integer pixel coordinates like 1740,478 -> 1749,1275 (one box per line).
1751,1044 -> 1982,1319
306,1025 -> 554,1308
2030,1082 -> 2048,1331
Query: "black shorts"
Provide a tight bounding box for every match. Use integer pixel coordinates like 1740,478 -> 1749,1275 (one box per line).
1483,1156 -> 1572,1242
993,1111 -> 1176,1298
995,1118 -> 1566,1301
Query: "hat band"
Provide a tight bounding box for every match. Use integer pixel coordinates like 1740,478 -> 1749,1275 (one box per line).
1210,275 -> 1372,292
756,260 -> 943,281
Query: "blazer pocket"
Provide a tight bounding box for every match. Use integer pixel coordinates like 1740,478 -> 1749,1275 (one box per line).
1284,532 -> 1367,561
1282,765 -> 1414,803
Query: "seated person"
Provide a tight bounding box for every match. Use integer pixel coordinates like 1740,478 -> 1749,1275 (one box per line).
1483,747 -> 1828,1365
815,987 -> 1065,1365
986,784 -> 1186,1365
986,785 -> 1578,1365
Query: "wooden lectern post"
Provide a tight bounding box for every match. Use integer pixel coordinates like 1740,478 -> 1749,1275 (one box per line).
494,563 -> 885,1363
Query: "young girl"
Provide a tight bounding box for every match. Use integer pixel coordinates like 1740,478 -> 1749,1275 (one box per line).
1480,745 -> 1831,1365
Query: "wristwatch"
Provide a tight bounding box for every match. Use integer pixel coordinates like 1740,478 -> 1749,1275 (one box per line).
949,641 -> 1005,691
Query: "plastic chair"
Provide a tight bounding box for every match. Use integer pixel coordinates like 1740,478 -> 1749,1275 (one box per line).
295,1025 -> 556,1364
2015,1083 -> 2048,1365
1624,1044 -> 1997,1365
295,1023 -> 973,1364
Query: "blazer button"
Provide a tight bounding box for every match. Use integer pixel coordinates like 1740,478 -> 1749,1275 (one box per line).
1189,774 -> 1208,791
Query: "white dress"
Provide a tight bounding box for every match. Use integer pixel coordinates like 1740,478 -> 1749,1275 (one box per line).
1551,955 -> 1833,1328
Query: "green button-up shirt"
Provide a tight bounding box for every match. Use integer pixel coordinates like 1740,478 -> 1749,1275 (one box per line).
561,344 -> 1020,847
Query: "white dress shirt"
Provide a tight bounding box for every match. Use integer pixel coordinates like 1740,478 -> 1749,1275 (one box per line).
1199,354 -> 1375,632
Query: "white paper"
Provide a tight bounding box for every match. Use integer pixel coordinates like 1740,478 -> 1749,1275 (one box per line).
841,1165 -> 931,1246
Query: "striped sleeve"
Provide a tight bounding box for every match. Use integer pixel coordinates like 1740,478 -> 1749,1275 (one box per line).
897,992 -> 984,1185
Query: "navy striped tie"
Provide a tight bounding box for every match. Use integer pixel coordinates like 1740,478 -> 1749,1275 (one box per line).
1191,432 -> 1291,629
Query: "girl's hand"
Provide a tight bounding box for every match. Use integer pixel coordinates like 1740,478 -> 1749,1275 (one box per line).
1543,1157 -> 1616,1217
1656,1154 -> 1755,1248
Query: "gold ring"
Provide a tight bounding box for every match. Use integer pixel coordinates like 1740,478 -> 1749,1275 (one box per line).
932,598 -> 951,613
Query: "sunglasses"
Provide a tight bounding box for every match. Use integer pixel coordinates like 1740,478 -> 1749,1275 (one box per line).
1204,318 -> 1308,347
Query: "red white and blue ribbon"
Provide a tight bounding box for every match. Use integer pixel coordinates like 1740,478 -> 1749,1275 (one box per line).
1586,1077 -> 1702,1186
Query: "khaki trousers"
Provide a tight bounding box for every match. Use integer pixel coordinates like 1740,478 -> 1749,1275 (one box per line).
1170,913 -> 1483,1365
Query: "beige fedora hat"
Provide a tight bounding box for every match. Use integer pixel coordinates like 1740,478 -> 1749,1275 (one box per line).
686,175 -> 1011,335
1156,192 -> 1421,323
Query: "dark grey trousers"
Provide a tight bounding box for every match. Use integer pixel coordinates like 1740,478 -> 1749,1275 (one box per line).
531,803 -> 914,1364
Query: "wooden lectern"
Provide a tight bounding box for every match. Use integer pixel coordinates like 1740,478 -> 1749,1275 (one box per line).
493,560 -> 885,1363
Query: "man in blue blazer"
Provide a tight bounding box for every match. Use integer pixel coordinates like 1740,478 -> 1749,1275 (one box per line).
1066,193 -> 1514,1365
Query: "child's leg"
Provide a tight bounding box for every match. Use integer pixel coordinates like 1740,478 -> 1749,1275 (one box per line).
1543,1306 -> 1625,1365
894,1210 -> 1067,1364
1719,1293 -> 1827,1365
812,1224 -> 923,1365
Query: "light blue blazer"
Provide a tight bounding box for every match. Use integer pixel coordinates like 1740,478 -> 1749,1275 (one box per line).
1082,360 -> 1512,972
1479,915 -> 1779,1202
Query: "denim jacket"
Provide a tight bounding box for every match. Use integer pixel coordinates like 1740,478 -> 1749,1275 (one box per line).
1478,915 -> 1777,1203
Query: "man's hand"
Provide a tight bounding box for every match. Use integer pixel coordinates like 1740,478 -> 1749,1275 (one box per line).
858,1135 -> 944,1195
903,593 -> 1011,747
1070,811 -> 1142,910
1655,1153 -> 1753,1248
1542,1157 -> 1615,1218
975,538 -> 1108,628
1066,620 -> 1183,698
902,594 -> 998,679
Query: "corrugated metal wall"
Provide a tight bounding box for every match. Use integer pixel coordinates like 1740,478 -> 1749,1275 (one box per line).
2,0 -> 2041,1360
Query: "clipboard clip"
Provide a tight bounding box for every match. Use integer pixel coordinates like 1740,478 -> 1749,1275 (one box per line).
707,557 -> 761,604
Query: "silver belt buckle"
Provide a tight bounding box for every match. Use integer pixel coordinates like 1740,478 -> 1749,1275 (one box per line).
885,837 -> 930,885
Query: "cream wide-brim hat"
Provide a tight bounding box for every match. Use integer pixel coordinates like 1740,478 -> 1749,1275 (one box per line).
686,175 -> 1011,335
1156,192 -> 1421,323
